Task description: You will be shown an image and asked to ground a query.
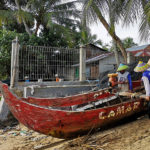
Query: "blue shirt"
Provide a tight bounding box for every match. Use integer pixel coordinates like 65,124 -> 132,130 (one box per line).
142,70 -> 150,81
127,74 -> 133,90
142,70 -> 150,96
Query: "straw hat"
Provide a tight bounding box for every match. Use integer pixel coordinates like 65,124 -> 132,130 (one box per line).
117,63 -> 129,72
134,61 -> 150,72
147,59 -> 150,66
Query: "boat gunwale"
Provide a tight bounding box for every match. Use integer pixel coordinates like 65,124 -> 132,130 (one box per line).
23,86 -> 112,100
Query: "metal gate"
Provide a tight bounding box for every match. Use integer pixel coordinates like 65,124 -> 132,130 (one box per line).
19,45 -> 79,81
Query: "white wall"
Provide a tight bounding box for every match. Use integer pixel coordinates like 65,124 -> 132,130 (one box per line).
99,54 -> 124,73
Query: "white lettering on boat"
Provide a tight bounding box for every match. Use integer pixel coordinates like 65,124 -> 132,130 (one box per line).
99,101 -> 140,120
94,91 -> 105,99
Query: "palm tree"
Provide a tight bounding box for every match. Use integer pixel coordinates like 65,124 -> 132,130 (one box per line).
0,1 -> 7,10
0,0 -> 81,37
107,0 -> 122,66
80,25 -> 103,46
122,37 -> 137,49
15,0 -> 32,36
123,0 -> 150,42
81,0 -> 127,63
0,0 -> 34,35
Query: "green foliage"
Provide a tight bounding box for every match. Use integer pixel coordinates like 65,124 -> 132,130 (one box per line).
122,37 -> 138,49
0,29 -> 17,79
19,33 -> 44,46
0,30 -> 42,79
110,37 -> 137,52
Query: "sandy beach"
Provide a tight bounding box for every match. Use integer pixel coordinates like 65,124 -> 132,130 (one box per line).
0,114 -> 150,150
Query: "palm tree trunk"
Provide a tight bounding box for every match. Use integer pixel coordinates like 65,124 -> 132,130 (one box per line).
92,2 -> 127,63
15,0 -> 32,36
22,19 -> 32,36
113,39 -> 120,67
35,22 -> 41,35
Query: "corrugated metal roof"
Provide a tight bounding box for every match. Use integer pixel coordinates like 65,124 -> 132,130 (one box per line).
134,51 -> 143,57
72,53 -> 113,67
147,52 -> 150,55
82,43 -> 108,52
126,44 -> 149,52
86,53 -> 113,63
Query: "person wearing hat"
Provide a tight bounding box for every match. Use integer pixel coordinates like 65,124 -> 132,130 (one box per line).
117,63 -> 133,92
147,59 -> 150,71
134,61 -> 150,100
25,76 -> 29,82
134,60 -> 150,118
55,74 -> 59,82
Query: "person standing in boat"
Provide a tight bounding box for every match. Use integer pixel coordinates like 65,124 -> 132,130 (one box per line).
134,60 -> 150,117
117,63 -> 133,92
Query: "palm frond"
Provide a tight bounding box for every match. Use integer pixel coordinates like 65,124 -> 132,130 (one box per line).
53,1 -> 78,10
14,10 -> 33,24
139,2 -> 150,41
82,0 -> 99,25
0,10 -> 15,25
123,0 -> 143,25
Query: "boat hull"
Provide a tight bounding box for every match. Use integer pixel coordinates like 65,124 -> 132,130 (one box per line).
0,82 -> 146,138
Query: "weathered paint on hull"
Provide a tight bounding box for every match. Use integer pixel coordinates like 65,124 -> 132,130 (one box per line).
0,82 -> 146,139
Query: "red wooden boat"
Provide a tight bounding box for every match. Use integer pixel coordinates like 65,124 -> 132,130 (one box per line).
0,81 -> 146,139
22,80 -> 142,107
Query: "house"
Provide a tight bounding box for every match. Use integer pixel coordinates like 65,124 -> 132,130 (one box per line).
126,44 -> 150,63
84,43 -> 109,59
73,52 -> 124,80
72,44 -> 110,80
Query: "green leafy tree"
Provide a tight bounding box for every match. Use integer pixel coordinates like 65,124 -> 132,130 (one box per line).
122,37 -> 138,49
110,37 -> 137,50
110,37 -> 137,66
80,25 -> 103,47
0,30 -> 16,79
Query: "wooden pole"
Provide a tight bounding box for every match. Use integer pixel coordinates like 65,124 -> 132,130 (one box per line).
10,37 -> 19,88
113,40 -> 120,67
79,45 -> 86,81
127,52 -> 132,64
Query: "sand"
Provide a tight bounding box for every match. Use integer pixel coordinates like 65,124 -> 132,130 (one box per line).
0,115 -> 150,150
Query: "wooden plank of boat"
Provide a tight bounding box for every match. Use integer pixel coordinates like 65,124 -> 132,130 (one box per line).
0,82 -> 147,139
119,92 -> 134,97
46,95 -> 117,111
22,87 -> 114,107
75,96 -> 117,111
